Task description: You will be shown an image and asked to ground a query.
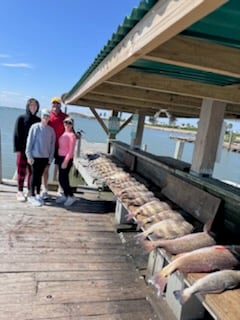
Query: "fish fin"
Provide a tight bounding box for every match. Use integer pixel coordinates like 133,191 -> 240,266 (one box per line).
172,252 -> 185,260
125,212 -> 134,221
148,273 -> 168,296
136,220 -> 144,231
143,240 -> 156,253
173,290 -> 190,305
134,232 -> 146,243
203,219 -> 214,233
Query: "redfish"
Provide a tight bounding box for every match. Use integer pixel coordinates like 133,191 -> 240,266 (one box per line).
117,184 -> 148,197
143,223 -> 216,254
121,190 -> 154,201
149,245 -> 240,296
125,194 -> 156,207
126,199 -> 170,220
135,218 -> 193,242
174,270 -> 240,304
136,209 -> 184,230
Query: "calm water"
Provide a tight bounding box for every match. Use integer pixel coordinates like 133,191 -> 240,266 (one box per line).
1,106 -> 240,184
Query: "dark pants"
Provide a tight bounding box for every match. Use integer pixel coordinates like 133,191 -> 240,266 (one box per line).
30,158 -> 49,196
16,152 -> 32,191
58,156 -> 73,197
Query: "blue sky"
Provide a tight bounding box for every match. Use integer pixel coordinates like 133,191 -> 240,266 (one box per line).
0,0 -> 140,112
1,0 -> 240,131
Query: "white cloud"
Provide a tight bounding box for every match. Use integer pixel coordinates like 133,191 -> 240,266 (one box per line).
1,63 -> 33,69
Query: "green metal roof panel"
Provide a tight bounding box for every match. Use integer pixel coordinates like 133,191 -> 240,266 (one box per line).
67,0 -> 240,98
130,59 -> 240,86
68,0 -> 157,95
182,0 -> 240,48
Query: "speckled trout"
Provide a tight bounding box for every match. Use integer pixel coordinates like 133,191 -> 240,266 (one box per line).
174,269 -> 240,304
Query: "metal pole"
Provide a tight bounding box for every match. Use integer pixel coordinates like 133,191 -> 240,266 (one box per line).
174,140 -> 184,159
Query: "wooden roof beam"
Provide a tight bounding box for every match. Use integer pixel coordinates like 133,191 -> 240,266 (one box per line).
84,92 -> 200,110
65,0 -> 227,104
107,69 -> 240,104
144,34 -> 240,78
92,83 -> 202,107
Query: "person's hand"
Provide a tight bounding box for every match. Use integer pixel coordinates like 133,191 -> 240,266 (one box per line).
28,158 -> 34,165
61,162 -> 67,169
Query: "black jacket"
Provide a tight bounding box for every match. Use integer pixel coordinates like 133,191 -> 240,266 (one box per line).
13,108 -> 40,152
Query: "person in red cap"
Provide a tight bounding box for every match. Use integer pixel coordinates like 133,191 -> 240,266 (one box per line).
41,97 -> 68,199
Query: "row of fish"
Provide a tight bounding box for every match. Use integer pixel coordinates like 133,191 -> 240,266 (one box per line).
88,155 -> 194,241
148,245 -> 240,300
88,155 -> 240,302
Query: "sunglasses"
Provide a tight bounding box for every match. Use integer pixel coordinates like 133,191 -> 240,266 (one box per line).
64,121 -> 73,125
52,101 -> 61,105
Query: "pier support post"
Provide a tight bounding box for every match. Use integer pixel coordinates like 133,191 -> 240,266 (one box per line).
191,99 -> 226,177
174,140 -> 184,159
130,114 -> 145,149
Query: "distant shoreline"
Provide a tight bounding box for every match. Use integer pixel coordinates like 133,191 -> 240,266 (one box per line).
144,124 -> 197,135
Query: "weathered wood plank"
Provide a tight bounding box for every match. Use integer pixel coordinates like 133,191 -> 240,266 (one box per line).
0,300 -> 155,320
0,183 -> 160,319
161,174 -> 221,224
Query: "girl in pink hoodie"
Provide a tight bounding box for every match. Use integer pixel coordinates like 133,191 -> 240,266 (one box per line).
56,117 -> 77,207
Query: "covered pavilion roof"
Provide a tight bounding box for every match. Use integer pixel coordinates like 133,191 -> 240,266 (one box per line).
63,0 -> 240,119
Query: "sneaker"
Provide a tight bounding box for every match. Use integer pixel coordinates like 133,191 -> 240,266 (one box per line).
36,194 -> 44,205
24,190 -> 30,198
57,188 -> 64,197
56,195 -> 67,204
64,196 -> 76,207
16,191 -> 26,202
41,191 -> 49,200
28,196 -> 42,207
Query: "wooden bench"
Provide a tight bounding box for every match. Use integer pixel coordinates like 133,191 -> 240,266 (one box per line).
111,172 -> 240,320
161,173 -> 222,225
92,146 -> 240,320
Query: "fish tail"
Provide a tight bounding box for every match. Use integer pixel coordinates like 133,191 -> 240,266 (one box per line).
125,212 -> 134,221
134,232 -> 146,243
148,273 -> 168,296
173,289 -> 191,304
136,220 -> 144,230
204,219 -> 214,233
160,263 -> 175,278
143,240 -> 156,252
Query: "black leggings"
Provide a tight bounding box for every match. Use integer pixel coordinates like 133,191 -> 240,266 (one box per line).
58,156 -> 73,197
30,158 -> 49,196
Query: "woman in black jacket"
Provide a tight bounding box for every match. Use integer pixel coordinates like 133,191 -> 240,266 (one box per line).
13,98 -> 40,201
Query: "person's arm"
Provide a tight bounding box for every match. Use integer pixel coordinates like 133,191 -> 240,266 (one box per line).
49,129 -> 56,164
25,126 -> 35,164
13,117 -> 22,152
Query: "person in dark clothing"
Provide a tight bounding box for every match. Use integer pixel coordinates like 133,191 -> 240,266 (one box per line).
13,98 -> 40,201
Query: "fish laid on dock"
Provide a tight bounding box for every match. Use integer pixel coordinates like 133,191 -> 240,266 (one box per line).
136,218 -> 193,241
126,199 -> 171,220
116,184 -> 148,197
120,190 -> 154,201
173,270 -> 240,304
125,193 -> 156,207
142,221 -> 216,254
136,209 -> 184,230
149,245 -> 240,296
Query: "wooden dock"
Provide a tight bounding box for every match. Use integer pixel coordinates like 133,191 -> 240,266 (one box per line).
0,181 -> 175,320
169,135 -> 240,153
